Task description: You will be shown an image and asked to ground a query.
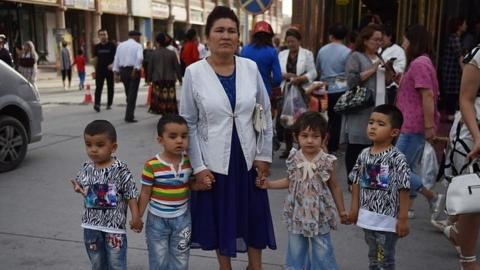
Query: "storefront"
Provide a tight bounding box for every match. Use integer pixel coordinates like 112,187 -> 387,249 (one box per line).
0,0 -> 58,64
131,0 -> 153,43
64,0 -> 95,59
171,3 -> 187,41
100,0 -> 128,43
152,1 -> 170,37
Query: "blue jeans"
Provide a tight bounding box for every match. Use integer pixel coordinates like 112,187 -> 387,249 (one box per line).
78,71 -> 85,87
83,228 -> 127,270
146,211 -> 191,270
364,229 -> 398,270
285,231 -> 338,270
395,133 -> 425,197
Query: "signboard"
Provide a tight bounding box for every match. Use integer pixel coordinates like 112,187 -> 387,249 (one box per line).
336,0 -> 350,5
64,0 -> 95,10
152,2 -> 169,19
172,5 -> 187,22
101,0 -> 128,15
131,0 -> 152,18
190,9 -> 204,25
240,0 -> 272,14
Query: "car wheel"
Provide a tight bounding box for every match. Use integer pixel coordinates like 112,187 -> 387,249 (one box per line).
0,116 -> 28,172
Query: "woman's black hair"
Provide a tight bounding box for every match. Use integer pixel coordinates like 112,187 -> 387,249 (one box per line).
285,28 -> 302,41
185,29 -> 197,41
205,6 -> 239,37
156,32 -> 170,47
293,112 -> 328,139
404,24 -> 432,65
252,32 -> 273,47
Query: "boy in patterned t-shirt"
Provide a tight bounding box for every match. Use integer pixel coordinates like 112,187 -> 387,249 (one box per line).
347,105 -> 411,269
71,120 -> 142,269
138,114 -> 204,270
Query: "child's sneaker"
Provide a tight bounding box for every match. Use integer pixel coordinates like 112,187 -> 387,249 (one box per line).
408,209 -> 415,219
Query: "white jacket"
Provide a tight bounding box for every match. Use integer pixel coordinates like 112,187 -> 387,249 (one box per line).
179,57 -> 273,175
278,47 -> 317,90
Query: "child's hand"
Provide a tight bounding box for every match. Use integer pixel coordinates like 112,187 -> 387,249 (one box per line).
255,176 -> 268,189
129,218 -> 143,233
396,218 -> 409,238
70,179 -> 87,196
339,211 -> 349,224
194,170 -> 215,191
347,210 -> 358,224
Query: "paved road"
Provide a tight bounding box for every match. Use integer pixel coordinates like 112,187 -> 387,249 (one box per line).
0,88 -> 474,269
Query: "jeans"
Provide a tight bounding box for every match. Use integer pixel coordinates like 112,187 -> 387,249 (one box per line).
285,231 -> 338,270
78,71 -> 85,88
395,133 -> 425,197
83,228 -> 127,270
146,211 -> 191,270
364,229 -> 398,270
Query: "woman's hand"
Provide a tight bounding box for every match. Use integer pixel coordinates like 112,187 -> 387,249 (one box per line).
195,169 -> 215,190
283,73 -> 296,81
424,127 -> 436,144
254,160 -> 270,179
467,139 -> 480,160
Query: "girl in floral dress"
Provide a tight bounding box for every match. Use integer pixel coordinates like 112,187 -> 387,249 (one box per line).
257,111 -> 347,270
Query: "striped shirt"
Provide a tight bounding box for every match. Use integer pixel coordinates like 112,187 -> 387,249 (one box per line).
142,154 -> 193,218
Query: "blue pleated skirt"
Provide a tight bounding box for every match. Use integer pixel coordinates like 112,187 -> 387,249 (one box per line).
190,126 -> 277,257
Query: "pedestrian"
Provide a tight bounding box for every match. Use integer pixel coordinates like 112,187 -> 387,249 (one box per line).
146,32 -> 182,115
112,30 -> 143,123
241,21 -> 282,98
379,24 -> 406,105
70,120 -> 142,269
179,6 -> 276,270
315,23 -> 351,154
442,17 -> 468,121
60,41 -> 72,90
442,41 -> 480,270
138,115 -> 200,270
18,41 -> 38,85
278,28 -> 318,158
142,40 -> 154,84
73,49 -> 86,90
347,104 -> 411,270
0,34 -> 13,67
93,29 -> 116,112
180,28 -> 199,70
395,24 -> 442,219
342,24 -> 384,187
257,112 -> 347,270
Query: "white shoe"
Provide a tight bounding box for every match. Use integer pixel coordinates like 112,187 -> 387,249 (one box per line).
443,224 -> 461,254
431,219 -> 449,231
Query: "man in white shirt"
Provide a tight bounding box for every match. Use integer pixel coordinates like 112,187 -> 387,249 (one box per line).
113,30 -> 144,123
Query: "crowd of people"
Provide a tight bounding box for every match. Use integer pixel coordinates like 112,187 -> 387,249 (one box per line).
32,5 -> 480,270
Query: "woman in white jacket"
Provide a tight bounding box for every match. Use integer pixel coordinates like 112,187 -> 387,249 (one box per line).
278,28 -> 317,158
179,6 -> 276,270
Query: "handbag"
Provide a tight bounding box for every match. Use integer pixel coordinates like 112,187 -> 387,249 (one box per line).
446,162 -> 480,215
253,103 -> 267,153
333,85 -> 374,113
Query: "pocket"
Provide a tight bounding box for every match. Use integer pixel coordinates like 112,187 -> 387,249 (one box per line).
84,229 -> 100,251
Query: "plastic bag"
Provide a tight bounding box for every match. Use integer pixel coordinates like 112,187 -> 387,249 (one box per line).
280,85 -> 308,128
420,142 -> 439,189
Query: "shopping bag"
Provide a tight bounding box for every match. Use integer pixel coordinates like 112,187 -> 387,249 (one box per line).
280,84 -> 308,128
419,142 -> 439,189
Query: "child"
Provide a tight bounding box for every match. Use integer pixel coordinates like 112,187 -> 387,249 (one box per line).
71,119 -> 142,268
257,111 -> 347,270
138,115 -> 203,270
73,49 -> 86,90
347,104 -> 410,269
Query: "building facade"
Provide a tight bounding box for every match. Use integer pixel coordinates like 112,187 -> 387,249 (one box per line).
0,0 -> 283,67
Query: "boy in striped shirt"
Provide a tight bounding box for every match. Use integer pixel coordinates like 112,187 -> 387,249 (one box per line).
138,114 -> 204,270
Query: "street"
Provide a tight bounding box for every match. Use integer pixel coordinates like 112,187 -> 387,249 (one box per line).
0,85 -> 473,270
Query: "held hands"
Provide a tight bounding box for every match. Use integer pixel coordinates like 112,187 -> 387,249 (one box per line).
339,211 -> 349,225
194,169 -> 215,191
129,217 -> 143,233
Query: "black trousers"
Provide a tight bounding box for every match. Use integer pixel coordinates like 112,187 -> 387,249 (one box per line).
327,92 -> 344,152
61,69 -> 72,82
95,70 -> 114,107
345,143 -> 370,184
120,67 -> 140,121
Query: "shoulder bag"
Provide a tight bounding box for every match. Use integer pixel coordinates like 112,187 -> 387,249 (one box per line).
446,161 -> 480,215
333,85 -> 374,113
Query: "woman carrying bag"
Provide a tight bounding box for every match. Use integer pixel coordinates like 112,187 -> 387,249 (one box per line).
277,28 -> 317,158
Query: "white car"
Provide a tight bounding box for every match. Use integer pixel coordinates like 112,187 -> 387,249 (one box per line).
0,60 -> 42,172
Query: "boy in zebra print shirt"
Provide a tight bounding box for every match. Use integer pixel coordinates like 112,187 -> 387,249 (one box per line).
71,119 -> 142,269
347,105 -> 411,269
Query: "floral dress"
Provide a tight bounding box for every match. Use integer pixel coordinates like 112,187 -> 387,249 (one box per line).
283,148 -> 338,237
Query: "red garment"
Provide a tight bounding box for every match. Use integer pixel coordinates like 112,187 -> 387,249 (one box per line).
74,55 -> 86,72
180,41 -> 199,67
